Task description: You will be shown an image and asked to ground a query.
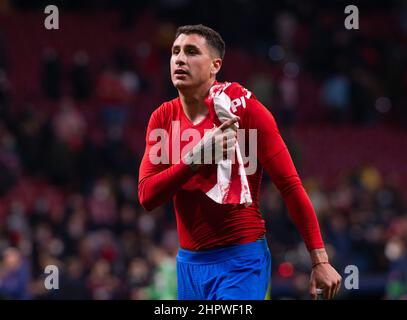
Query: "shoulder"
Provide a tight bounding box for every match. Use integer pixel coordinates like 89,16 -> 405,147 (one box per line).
149,97 -> 180,127
210,81 -> 254,101
212,81 -> 265,117
214,81 -> 278,130
224,82 -> 254,101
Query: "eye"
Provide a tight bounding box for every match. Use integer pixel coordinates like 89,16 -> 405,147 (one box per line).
187,49 -> 198,55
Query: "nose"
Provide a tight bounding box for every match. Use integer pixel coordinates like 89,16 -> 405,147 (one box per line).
175,51 -> 186,66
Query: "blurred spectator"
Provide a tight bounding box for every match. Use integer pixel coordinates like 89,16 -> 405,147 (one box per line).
385,219 -> 407,300
87,258 -> 121,300
127,257 -> 151,293
53,97 -> 87,151
278,61 -> 300,125
41,48 -> 62,101
249,72 -> 273,108
0,33 -> 7,71
89,178 -> 118,228
71,51 -> 92,101
47,98 -> 87,186
0,69 -> 11,123
321,74 -> 350,123
59,257 -> 91,299
276,12 -> 298,49
146,246 -> 177,300
349,67 -> 378,124
0,121 -> 20,195
14,105 -> 48,176
0,247 -> 31,299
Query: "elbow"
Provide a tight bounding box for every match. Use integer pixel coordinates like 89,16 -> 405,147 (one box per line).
276,176 -> 303,198
138,194 -> 155,212
138,197 -> 153,212
137,182 -> 155,212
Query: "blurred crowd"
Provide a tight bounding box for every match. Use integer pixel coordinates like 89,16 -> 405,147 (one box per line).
262,165 -> 407,299
0,1 -> 406,299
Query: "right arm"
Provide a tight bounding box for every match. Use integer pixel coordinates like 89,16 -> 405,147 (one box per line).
138,112 -> 240,211
138,111 -> 196,211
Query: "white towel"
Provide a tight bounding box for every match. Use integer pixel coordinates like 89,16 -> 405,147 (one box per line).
205,90 -> 253,207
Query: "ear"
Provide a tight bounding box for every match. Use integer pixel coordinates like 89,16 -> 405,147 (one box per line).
211,58 -> 222,76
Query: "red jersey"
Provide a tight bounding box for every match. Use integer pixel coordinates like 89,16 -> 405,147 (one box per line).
138,82 -> 324,251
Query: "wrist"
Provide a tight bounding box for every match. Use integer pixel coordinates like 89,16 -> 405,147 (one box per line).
310,248 -> 329,265
312,261 -> 330,269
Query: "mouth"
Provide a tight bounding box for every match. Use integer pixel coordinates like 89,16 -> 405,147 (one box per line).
174,69 -> 189,76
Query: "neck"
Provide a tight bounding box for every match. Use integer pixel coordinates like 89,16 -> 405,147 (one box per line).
178,79 -> 215,124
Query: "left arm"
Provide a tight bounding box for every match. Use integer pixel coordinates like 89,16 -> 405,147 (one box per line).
243,95 -> 342,299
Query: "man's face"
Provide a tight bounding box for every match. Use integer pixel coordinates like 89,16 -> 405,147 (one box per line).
170,33 -> 221,90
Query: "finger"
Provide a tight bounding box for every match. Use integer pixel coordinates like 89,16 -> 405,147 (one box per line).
333,282 -> 339,299
218,117 -> 240,132
328,282 -> 336,300
327,283 -> 333,300
309,279 -> 317,300
323,284 -> 330,300
334,278 -> 342,298
331,279 -> 339,299
332,277 -> 341,299
328,282 -> 335,300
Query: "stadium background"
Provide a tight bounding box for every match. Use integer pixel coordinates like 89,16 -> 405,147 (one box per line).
0,0 -> 406,299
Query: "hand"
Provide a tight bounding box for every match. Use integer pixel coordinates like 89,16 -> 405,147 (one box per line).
183,117 -> 240,170
309,262 -> 342,300
309,248 -> 342,300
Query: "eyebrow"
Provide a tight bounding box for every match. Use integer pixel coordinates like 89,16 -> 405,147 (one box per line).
172,44 -> 202,52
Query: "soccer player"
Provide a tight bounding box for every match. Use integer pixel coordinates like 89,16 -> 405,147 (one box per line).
138,24 -> 342,300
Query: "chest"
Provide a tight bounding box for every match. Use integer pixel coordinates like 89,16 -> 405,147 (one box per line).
167,113 -> 215,165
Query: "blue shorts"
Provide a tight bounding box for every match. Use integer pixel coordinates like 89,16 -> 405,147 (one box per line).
176,238 -> 271,300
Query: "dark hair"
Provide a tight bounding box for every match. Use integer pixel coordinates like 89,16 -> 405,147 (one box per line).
175,24 -> 225,59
